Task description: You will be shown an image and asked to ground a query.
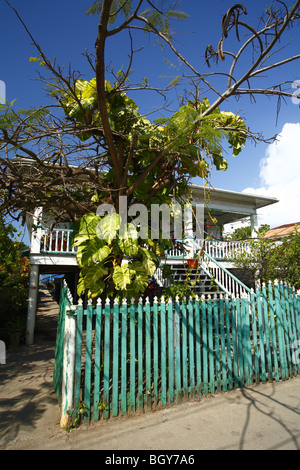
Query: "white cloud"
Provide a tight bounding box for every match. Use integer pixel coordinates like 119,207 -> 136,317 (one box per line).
242,122 -> 300,229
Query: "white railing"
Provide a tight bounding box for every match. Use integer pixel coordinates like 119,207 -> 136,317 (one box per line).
165,238 -> 250,259
40,228 -> 76,254
35,230 -> 249,264
203,240 -> 250,259
201,251 -> 251,298
188,239 -> 251,298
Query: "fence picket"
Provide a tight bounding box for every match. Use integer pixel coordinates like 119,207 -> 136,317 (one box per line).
230,297 -> 239,388
283,283 -> 296,375
293,292 -> 300,374
280,282 -> 292,377
181,300 -> 188,395
138,299 -> 143,410
84,301 -> 93,421
161,298 -> 167,406
263,283 -> 278,381
224,295 -> 233,390
175,297 -> 181,400
121,299 -> 128,415
207,298 -> 215,394
242,294 -> 252,385
112,300 -> 119,417
290,288 -> 300,374
145,299 -> 151,409
213,297 -> 221,392
219,296 -> 227,391
250,290 -> 260,382
103,299 -> 111,419
194,296 -> 201,394
167,298 -> 174,404
153,298 -> 159,405
202,297 -> 208,395
256,291 -> 266,383
129,299 -> 136,413
260,287 -> 272,381
188,297 -> 195,395
274,281 -> 288,379
93,299 -> 102,421
236,297 -> 244,387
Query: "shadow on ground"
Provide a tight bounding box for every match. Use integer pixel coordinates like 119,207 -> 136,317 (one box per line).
0,286 -> 61,449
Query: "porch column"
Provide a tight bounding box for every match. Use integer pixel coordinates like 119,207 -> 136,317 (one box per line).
26,264 -> 39,345
184,203 -> 194,257
250,212 -> 259,238
30,207 -> 43,253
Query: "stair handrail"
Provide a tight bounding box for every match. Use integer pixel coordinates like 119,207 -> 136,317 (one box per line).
191,239 -> 252,298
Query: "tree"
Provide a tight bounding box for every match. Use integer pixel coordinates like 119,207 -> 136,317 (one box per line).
69,85 -> 246,299
228,227 -> 300,288
1,1 -> 300,298
228,223 -> 270,240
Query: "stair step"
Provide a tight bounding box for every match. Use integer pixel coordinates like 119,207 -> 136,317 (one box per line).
168,263 -> 222,297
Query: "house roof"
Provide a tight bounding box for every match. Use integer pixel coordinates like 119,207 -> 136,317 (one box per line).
264,222 -> 300,238
189,184 -> 279,225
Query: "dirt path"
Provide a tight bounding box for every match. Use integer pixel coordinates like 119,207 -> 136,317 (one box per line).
0,286 -> 64,449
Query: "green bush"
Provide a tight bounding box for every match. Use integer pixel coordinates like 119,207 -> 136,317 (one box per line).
0,216 -> 30,342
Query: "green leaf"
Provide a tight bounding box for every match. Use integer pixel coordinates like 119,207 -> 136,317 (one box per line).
140,248 -> 157,276
73,213 -> 100,246
112,264 -> 135,290
130,271 -> 149,293
118,223 -> 139,256
96,213 -> 120,243
76,238 -> 111,267
78,264 -> 108,297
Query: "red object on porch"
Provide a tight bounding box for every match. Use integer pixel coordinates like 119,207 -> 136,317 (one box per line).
187,259 -> 198,269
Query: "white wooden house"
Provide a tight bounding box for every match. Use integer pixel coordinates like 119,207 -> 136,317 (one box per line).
25,184 -> 278,344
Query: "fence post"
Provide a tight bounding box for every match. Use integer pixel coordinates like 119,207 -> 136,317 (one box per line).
174,295 -> 181,400
60,305 -> 77,428
274,280 -> 288,379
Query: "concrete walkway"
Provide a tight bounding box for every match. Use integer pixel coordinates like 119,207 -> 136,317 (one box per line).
1,287 -> 300,450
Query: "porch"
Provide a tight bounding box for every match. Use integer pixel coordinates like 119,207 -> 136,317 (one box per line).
34,226 -> 249,261
28,226 -> 252,304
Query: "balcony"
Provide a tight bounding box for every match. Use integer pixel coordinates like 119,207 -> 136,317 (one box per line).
34,227 -> 249,262
40,228 -> 75,254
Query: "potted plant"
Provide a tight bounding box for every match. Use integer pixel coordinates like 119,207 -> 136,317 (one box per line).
187,258 -> 198,269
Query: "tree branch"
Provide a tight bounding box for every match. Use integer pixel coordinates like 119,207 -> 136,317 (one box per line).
95,0 -> 122,187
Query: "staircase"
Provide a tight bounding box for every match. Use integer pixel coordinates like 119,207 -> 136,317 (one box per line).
168,262 -> 224,298
154,239 -> 252,299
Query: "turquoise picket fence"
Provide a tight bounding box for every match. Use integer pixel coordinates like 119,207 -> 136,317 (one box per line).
54,281 -> 300,424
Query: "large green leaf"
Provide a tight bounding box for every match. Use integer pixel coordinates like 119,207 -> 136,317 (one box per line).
112,264 -> 136,290
76,238 -> 111,267
96,213 -> 120,243
130,271 -> 149,294
77,264 -> 108,297
118,222 -> 139,256
73,213 -> 100,246
139,247 -> 157,276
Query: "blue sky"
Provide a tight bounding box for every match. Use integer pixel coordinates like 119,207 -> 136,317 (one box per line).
1,0 -> 300,237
